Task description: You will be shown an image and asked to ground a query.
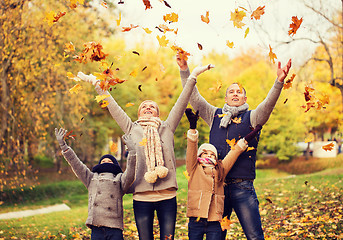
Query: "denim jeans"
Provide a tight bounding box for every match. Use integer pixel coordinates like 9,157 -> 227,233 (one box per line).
188,217 -> 222,240
90,226 -> 123,240
221,180 -> 264,240
133,197 -> 177,240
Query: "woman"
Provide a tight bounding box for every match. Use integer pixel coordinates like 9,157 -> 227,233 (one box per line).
77,62 -> 214,240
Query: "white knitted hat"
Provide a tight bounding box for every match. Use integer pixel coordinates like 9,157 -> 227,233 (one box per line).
197,143 -> 218,159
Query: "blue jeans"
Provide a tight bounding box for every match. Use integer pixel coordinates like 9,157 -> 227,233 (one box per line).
133,197 -> 177,240
90,226 -> 123,240
221,180 -> 264,240
188,217 -> 222,240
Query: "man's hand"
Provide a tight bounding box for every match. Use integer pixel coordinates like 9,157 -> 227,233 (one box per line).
176,53 -> 188,71
77,72 -> 99,86
190,64 -> 215,79
277,59 -> 292,83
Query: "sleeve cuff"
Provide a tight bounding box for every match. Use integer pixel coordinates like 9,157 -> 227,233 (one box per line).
187,129 -> 198,142
274,78 -> 284,89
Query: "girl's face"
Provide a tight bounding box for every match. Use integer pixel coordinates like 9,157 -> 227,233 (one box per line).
138,101 -> 159,118
200,150 -> 217,160
100,158 -> 113,164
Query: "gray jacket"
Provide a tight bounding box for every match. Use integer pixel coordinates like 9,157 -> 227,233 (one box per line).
62,148 -> 136,230
95,77 -> 197,194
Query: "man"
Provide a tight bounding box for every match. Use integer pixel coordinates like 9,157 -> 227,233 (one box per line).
177,56 -> 292,240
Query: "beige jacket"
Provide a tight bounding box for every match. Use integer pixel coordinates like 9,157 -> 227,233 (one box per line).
186,130 -> 245,221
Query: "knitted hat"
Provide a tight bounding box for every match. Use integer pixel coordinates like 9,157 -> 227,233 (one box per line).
197,143 -> 218,159
92,154 -> 123,175
99,154 -> 118,164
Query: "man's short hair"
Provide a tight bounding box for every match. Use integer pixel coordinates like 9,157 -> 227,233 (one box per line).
226,83 -> 246,97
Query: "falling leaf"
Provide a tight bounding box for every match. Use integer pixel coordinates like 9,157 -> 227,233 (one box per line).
44,11 -> 65,26
139,138 -> 147,146
171,45 -> 190,61
142,0 -> 152,10
322,142 -> 334,151
158,24 -> 175,33
230,9 -> 246,28
226,40 -> 234,48
156,35 -> 169,47
288,16 -> 303,36
163,12 -> 178,23
122,24 -> 139,32
130,70 -> 137,77
125,102 -> 135,107
226,138 -> 236,149
304,135 -> 314,143
220,216 -> 232,231
197,43 -> 203,50
201,11 -> 210,24
283,98 -> 288,104
118,0 -> 124,4
69,84 -> 82,94
283,73 -> 296,90
183,170 -> 190,181
64,42 -> 75,53
251,6 -> 265,20
100,100 -> 109,108
138,84 -> 142,91
217,113 -> 227,118
161,0 -> 171,8
69,0 -> 85,9
231,117 -> 242,124
94,67 -> 126,91
101,1 -> 107,8
244,27 -> 249,38
67,72 -> 81,82
95,95 -> 110,103
74,41 -> 108,63
247,146 -> 255,151
110,141 -> 118,153
142,27 -> 152,34
116,12 -> 121,26
65,130 -> 76,140
142,66 -> 147,72
132,51 -> 140,56
268,45 -> 277,64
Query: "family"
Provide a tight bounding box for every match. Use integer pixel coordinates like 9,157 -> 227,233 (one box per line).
55,55 -> 292,240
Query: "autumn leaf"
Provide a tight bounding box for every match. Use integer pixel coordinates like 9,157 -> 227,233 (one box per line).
138,84 -> 143,91
125,102 -> 135,107
65,130 -> 76,140
101,1 -> 107,8
288,16 -> 303,36
217,113 -> 227,118
139,138 -> 147,146
64,42 -> 75,53
74,41 -> 108,63
171,45 -> 190,61
322,142 -> 334,151
305,135 -> 314,143
132,51 -> 140,56
230,9 -> 246,28
247,146 -> 255,151
69,84 -> 82,94
95,95 -> 110,103
197,43 -> 203,50
268,45 -> 277,64
67,72 -> 81,82
94,67 -> 126,91
44,11 -> 65,26
201,11 -> 210,24
226,40 -> 234,48
142,0 -> 152,10
226,138 -> 236,149
158,24 -> 175,33
244,27 -> 249,38
100,100 -> 109,108
251,6 -> 265,20
110,141 -> 118,153
156,35 -> 169,47
163,12 -> 178,23
283,73 -> 296,90
220,216 -> 232,231
183,170 -> 190,181
69,0 -> 85,9
122,24 -> 139,32
231,117 -> 242,124
142,27 -> 152,34
116,12 -> 121,26
130,69 -> 137,77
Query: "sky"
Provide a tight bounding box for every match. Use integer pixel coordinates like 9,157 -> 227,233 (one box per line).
112,0 -> 339,66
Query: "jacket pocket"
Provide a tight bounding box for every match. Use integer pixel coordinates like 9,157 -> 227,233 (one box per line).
188,190 -> 203,210
216,194 -> 225,214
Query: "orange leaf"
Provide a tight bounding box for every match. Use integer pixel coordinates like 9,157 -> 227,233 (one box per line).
110,141 -> 118,153
101,1 -> 107,8
220,216 -> 232,231
171,45 -> 190,61
74,41 -> 108,63
268,45 -> 277,64
142,0 -> 152,10
322,142 -> 334,151
163,12 -> 178,23
122,24 -> 139,32
201,11 -> 210,24
283,73 -> 296,90
125,102 -> 135,107
65,130 -> 76,140
230,9 -> 246,28
251,6 -> 265,20
226,40 -> 234,48
64,42 -> 75,53
288,16 -> 303,36
247,146 -> 255,151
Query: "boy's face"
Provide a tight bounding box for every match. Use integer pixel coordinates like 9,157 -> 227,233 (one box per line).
100,158 -> 113,164
200,150 -> 217,160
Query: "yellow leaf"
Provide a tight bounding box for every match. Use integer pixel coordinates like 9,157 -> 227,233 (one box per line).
183,170 -> 190,181
230,9 -> 246,28
44,11 -> 56,27
130,70 -> 137,77
95,95 -> 110,103
156,35 -> 169,47
226,138 -> 236,148
110,141 -> 118,153
100,100 -> 109,108
67,72 -> 81,81
139,138 -> 147,146
247,146 -> 255,151
201,11 -> 210,24
116,12 -> 121,26
231,117 -> 241,124
125,102 -> 135,107
69,84 -> 82,94
304,135 -> 314,143
163,12 -> 178,23
218,113 -> 227,118
244,27 -> 249,38
142,27 -> 152,34
220,216 -> 232,231
268,45 -> 277,64
226,40 -> 234,48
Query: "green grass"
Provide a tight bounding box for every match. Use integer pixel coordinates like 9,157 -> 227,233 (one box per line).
1,164 -> 343,239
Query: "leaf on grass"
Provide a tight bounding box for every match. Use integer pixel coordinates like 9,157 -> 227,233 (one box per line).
230,9 -> 246,28
283,73 -> 296,90
268,45 -> 277,64
69,84 -> 82,94
139,138 -> 147,146
125,102 -> 135,107
142,0 -> 152,10
201,11 -> 210,24
163,12 -> 178,23
157,35 -> 169,47
122,24 -> 139,32
288,16 -> 303,36
226,40 -> 234,48
171,45 -> 190,61
220,216 -> 232,231
95,95 -> 110,103
251,6 -> 265,20
231,117 -> 241,124
322,142 -> 334,151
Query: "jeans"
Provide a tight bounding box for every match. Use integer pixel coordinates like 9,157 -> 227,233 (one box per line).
221,180 -> 264,240
90,226 -> 123,240
133,197 -> 177,240
188,217 -> 222,240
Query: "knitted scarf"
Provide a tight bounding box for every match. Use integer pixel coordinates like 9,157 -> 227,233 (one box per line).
197,157 -> 217,167
220,103 -> 249,128
137,117 -> 168,183
92,163 -> 122,175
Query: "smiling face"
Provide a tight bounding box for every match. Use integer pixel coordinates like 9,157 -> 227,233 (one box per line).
200,150 -> 217,160
138,100 -> 159,118
225,83 -> 247,107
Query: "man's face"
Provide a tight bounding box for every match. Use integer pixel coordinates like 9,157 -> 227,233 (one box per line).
225,84 -> 247,107
138,101 -> 159,118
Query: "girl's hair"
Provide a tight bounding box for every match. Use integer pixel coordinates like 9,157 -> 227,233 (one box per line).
216,159 -> 225,182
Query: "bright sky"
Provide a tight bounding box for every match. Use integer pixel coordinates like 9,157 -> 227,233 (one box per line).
114,0 -> 339,66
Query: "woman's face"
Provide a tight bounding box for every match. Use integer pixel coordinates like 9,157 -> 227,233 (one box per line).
200,150 -> 217,160
138,101 -> 159,118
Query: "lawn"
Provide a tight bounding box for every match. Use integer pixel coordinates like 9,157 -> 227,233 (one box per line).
1,164 -> 342,239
